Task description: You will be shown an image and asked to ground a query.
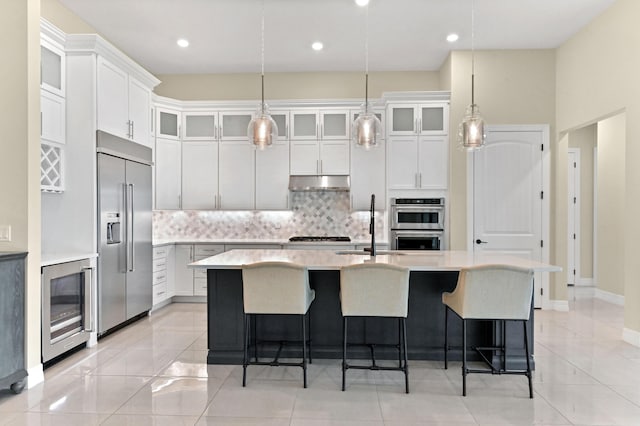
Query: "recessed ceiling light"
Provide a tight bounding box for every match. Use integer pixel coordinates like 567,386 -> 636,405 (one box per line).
446,33 -> 459,43
312,41 -> 324,51
177,38 -> 189,48
355,0 -> 370,6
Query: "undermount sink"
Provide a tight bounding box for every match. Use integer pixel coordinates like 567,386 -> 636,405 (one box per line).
335,250 -> 408,255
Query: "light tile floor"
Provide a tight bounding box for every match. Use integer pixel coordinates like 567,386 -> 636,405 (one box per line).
2,287 -> 640,425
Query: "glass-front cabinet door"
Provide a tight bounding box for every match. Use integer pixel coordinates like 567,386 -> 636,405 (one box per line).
320,110 -> 349,140
389,103 -> 448,136
389,106 -> 416,135
183,112 -> 218,140
420,105 -> 447,134
157,108 -> 181,140
41,38 -> 65,97
270,110 -> 289,141
291,110 -> 318,140
219,111 -> 252,140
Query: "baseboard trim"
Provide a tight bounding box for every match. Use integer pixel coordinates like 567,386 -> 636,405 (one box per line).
595,288 -> 625,306
576,278 -> 595,286
549,300 -> 569,312
623,328 -> 640,348
27,364 -> 44,389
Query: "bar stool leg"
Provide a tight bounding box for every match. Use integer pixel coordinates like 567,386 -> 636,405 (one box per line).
301,314 -> 307,388
342,317 -> 348,391
243,314 -> 250,387
252,314 -> 258,362
402,317 -> 409,394
523,320 -> 533,399
444,306 -> 449,370
308,311 -> 313,364
462,319 -> 467,396
398,319 -> 402,368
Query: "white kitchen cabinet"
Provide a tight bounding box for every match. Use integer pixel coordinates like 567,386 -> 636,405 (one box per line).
218,141 -> 255,209
181,141 -> 219,209
174,244 -> 194,296
183,111 -> 218,140
40,37 -> 65,97
41,91 -> 66,145
270,110 -> 290,141
290,109 -> 349,175
97,56 -> 151,146
387,103 -> 448,136
388,136 -> 448,190
290,140 -> 349,175
219,111 -> 253,140
192,244 -> 225,296
350,138 -> 386,210
157,107 -> 181,140
255,142 -> 290,210
155,137 -> 182,209
152,245 -> 174,306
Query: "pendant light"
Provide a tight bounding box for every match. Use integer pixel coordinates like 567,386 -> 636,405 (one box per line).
458,0 -> 486,149
352,2 -> 382,150
247,0 -> 277,149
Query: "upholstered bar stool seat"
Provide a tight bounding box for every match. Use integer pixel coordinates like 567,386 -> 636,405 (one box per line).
340,263 -> 411,393
442,265 -> 535,398
242,261 -> 315,388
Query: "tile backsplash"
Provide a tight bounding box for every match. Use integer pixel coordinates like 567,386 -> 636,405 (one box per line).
153,191 -> 384,241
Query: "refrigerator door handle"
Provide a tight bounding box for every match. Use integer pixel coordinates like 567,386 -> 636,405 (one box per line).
128,183 -> 135,272
123,183 -> 130,272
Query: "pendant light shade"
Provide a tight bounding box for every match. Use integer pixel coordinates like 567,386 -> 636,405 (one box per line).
248,0 -> 277,149
459,0 -> 486,149
352,2 -> 381,149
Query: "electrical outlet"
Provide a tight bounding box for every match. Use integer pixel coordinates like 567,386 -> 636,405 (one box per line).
0,225 -> 11,242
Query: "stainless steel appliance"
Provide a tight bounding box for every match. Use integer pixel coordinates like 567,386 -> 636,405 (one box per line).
390,198 -> 445,250
41,258 -> 93,363
390,197 -> 444,230
97,131 -> 152,336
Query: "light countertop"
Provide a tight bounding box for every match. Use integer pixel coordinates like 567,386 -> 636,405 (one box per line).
189,249 -> 561,272
153,239 -> 386,246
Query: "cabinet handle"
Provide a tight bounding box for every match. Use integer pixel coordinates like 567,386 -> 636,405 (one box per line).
131,120 -> 135,139
219,194 -> 222,209
178,195 -> 181,209
320,123 -> 323,139
285,124 -> 289,139
414,118 -> 418,134
415,173 -> 419,188
419,173 -> 422,187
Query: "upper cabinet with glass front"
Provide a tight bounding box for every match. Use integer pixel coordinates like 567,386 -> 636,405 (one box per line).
290,109 -> 349,140
219,111 -> 253,140
388,103 -> 448,136
156,107 -> 181,140
183,111 -> 218,140
41,37 -> 65,97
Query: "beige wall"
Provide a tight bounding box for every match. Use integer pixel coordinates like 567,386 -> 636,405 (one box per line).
568,125 -> 596,280
596,114 -> 625,295
556,0 -> 640,333
1,0 -> 42,374
155,71 -> 440,101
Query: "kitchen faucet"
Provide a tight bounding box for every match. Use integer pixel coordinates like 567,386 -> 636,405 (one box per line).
364,194 -> 376,256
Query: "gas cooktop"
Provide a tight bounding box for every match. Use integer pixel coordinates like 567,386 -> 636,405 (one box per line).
288,236 -> 351,242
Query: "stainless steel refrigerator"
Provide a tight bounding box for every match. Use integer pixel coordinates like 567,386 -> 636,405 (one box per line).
97,131 -> 152,335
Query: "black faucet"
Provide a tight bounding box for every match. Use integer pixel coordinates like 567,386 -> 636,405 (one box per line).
364,194 -> 376,256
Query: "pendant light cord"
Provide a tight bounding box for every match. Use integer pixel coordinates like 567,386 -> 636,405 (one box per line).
365,4 -> 369,109
471,0 -> 475,106
260,0 -> 265,112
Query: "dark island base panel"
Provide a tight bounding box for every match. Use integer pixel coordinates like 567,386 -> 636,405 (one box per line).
206,270 -> 534,370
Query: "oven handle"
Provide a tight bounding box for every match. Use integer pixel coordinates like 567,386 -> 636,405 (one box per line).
82,266 -> 94,332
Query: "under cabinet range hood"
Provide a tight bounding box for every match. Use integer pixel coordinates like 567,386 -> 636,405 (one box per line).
288,175 -> 350,191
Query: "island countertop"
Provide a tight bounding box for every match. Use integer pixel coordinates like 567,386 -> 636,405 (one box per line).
190,249 -> 561,272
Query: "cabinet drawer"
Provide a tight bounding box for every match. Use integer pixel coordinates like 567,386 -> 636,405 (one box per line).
153,280 -> 168,302
194,277 -> 207,296
153,257 -> 167,271
153,246 -> 169,259
194,244 -> 224,257
153,270 -> 168,286
194,268 -> 207,279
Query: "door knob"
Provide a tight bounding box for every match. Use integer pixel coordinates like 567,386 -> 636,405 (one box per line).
475,239 -> 488,244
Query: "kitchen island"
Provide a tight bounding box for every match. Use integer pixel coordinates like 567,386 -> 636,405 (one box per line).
191,249 -> 560,367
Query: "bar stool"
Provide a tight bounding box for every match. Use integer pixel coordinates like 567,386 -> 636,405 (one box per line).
340,263 -> 411,393
442,265 -> 535,398
241,261 -> 315,388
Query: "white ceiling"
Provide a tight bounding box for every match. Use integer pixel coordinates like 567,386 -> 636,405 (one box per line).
58,0 -> 616,75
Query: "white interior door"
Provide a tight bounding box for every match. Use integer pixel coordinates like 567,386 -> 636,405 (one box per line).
472,126 -> 548,308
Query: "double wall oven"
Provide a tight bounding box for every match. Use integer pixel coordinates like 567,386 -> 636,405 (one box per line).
41,258 -> 93,363
390,198 -> 445,250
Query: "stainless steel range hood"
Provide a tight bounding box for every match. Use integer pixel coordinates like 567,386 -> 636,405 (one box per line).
288,175 -> 350,191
